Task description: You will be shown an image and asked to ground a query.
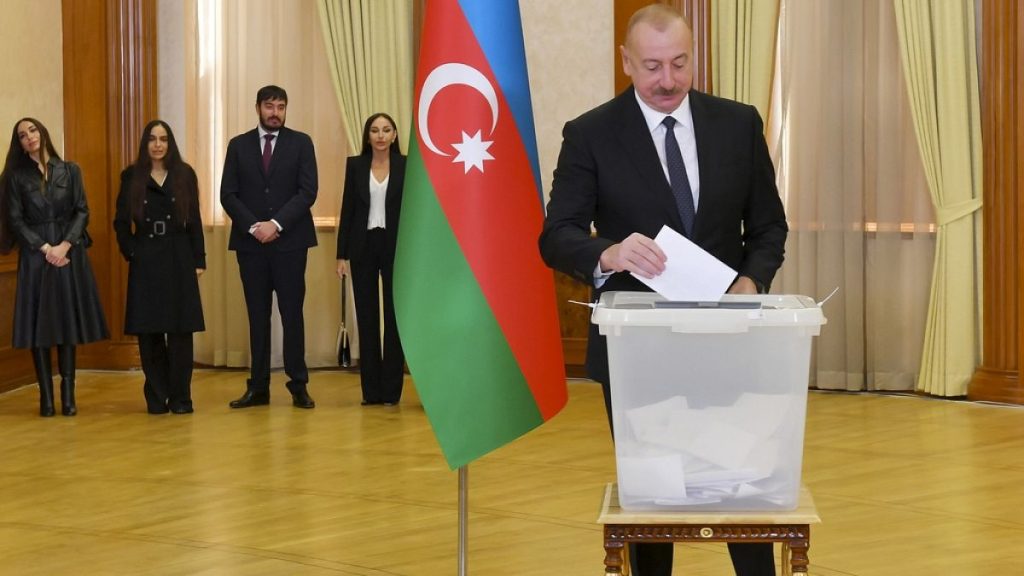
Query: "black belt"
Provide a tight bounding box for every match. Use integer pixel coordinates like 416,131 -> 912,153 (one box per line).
143,221 -> 186,237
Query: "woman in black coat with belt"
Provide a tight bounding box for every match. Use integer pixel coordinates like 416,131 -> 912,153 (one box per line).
114,120 -> 206,414
336,113 -> 406,406
0,118 -> 109,417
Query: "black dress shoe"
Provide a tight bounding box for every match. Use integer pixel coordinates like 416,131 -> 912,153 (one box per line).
229,390 -> 270,409
360,400 -> 381,406
147,404 -> 170,415
285,381 -> 315,409
170,403 -> 194,414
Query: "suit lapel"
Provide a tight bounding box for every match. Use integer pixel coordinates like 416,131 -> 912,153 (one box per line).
688,91 -> 713,239
356,156 -> 371,205
246,129 -> 269,179
385,154 -> 404,207
613,88 -> 684,232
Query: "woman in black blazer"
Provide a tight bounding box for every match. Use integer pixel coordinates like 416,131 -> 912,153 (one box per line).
336,113 -> 406,406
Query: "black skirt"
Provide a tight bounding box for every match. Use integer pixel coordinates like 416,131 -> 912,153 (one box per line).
13,246 -> 109,348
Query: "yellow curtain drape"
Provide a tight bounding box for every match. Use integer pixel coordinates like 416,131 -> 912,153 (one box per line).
316,0 -> 414,154
710,0 -> 780,123
315,0 -> 414,361
893,0 -> 983,396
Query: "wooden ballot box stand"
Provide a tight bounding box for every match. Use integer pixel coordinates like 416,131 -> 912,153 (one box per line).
597,483 -> 821,575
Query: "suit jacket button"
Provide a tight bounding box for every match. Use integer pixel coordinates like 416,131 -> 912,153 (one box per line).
265,188 -> 270,194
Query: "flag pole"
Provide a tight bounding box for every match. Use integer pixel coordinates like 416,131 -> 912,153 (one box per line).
458,465 -> 468,575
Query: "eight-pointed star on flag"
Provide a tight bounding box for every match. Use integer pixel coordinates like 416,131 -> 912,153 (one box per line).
451,130 -> 495,174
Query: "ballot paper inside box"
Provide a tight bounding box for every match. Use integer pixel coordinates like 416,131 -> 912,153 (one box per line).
592,292 -> 826,512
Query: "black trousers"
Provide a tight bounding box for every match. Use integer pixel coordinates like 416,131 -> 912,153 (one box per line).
629,542 -> 775,576
599,380 -> 777,576
236,248 -> 309,391
350,228 -> 404,403
139,332 -> 194,411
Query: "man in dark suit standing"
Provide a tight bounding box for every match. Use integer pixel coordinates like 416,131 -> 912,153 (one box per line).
539,5 -> 786,576
221,85 -> 318,410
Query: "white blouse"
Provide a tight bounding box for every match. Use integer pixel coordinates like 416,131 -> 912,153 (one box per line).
367,172 -> 389,230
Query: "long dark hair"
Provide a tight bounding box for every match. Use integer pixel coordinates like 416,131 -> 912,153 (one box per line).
130,120 -> 196,224
1,118 -> 62,252
1,117 -> 61,186
359,113 -> 400,157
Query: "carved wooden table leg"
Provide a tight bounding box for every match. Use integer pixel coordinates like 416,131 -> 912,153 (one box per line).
603,530 -> 625,575
787,537 -> 810,576
781,542 -> 792,576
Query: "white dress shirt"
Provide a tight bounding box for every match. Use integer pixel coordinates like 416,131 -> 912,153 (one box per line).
257,124 -> 279,153
634,90 -> 700,211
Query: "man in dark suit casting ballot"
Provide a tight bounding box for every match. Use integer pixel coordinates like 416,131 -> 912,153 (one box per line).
539,4 -> 787,575
221,85 -> 318,410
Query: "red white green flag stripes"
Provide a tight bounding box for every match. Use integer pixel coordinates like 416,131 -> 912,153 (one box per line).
393,0 -> 567,469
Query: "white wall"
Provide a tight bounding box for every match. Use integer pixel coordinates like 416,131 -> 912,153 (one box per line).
520,0 -> 614,201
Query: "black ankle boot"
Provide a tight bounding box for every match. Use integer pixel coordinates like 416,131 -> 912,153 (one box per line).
31,348 -> 55,417
60,379 -> 77,416
58,345 -> 77,416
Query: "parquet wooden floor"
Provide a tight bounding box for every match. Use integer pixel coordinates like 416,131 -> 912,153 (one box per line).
0,370 -> 1022,574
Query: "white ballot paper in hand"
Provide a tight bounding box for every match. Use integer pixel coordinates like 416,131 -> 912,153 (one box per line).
631,225 -> 737,301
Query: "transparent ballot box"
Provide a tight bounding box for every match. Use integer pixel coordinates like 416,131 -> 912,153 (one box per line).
592,292 -> 826,511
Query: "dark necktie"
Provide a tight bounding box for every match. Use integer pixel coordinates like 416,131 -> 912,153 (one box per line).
662,116 -> 695,237
262,133 -> 275,174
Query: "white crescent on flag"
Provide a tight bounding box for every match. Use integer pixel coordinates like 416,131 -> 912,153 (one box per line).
418,62 -> 498,173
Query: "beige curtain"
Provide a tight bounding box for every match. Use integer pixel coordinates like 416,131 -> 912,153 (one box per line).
893,1 -> 983,397
316,0 -> 414,154
774,0 -> 936,391
315,0 -> 413,363
710,0 -> 780,123
183,0 -> 348,370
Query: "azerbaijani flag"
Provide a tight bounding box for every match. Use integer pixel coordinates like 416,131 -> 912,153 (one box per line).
394,0 -> 567,469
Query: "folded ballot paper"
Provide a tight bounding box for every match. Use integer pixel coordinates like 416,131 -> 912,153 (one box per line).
617,393 -> 800,508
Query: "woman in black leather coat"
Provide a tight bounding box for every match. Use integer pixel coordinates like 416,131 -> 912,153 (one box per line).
0,118 -> 109,416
